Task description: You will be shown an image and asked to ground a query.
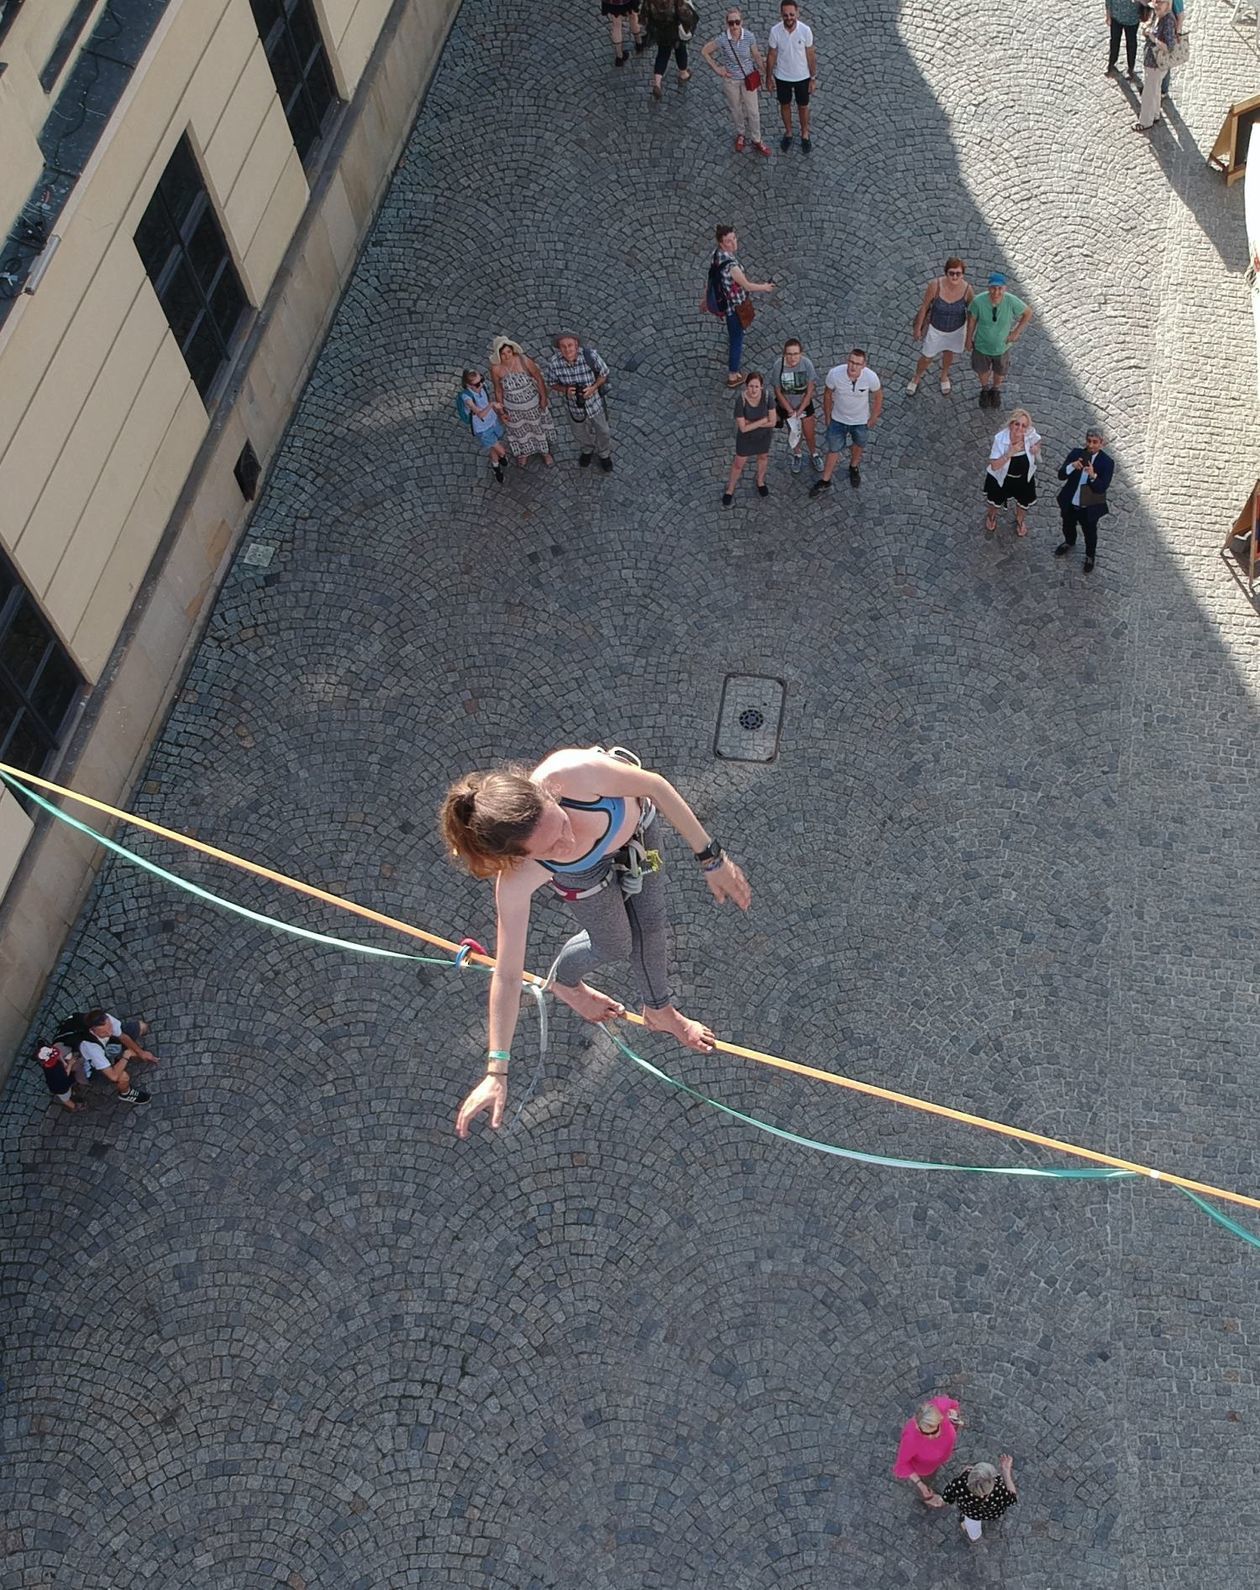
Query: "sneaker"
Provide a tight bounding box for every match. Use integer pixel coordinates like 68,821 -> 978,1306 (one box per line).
1053,543 -> 1071,558
780,134 -> 793,151
722,492 -> 734,506
598,456 -> 613,473
579,452 -> 593,468
493,460 -> 505,484
1083,557 -> 1096,574
791,449 -> 803,473
978,389 -> 990,409
812,452 -> 825,472
119,1088 -> 150,1105
752,141 -> 771,157
757,483 -> 769,497
906,378 -> 920,395
615,51 -> 627,67
634,37 -> 647,52
801,136 -> 812,153
735,133 -> 746,153
808,478 -> 831,498
849,465 -> 861,488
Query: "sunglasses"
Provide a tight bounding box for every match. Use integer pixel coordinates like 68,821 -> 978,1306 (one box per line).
946,269 -> 963,276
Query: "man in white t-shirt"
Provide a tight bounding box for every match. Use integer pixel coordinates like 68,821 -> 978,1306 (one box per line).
809,348 -> 883,495
766,1 -> 817,152
73,1008 -> 157,1103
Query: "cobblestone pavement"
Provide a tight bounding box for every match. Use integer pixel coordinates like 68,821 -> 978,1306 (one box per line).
3,2 -> 1259,1585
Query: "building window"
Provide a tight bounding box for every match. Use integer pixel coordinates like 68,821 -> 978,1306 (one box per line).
0,555 -> 83,782
133,136 -> 249,403
248,0 -> 340,166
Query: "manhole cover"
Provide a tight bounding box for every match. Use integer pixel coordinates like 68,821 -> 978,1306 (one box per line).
715,675 -> 785,762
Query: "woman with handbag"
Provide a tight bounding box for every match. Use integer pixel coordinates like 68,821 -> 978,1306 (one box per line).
907,257 -> 974,396
643,0 -> 698,97
1133,0 -> 1176,131
701,9 -> 770,157
710,225 -> 775,388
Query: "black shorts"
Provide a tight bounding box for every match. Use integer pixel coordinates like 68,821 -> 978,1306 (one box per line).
775,398 -> 815,424
602,0 -> 640,13
776,77 -> 810,106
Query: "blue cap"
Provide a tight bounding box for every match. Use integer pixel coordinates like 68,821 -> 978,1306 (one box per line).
987,272 -> 1007,286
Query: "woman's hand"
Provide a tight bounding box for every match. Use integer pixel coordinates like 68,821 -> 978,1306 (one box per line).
948,1408 -> 964,1428
455,1073 -> 507,1137
704,856 -> 751,910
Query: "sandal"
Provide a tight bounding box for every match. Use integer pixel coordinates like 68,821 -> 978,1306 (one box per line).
984,511 -> 998,537
725,373 -> 746,387
940,377 -> 952,395
1015,516 -> 1028,538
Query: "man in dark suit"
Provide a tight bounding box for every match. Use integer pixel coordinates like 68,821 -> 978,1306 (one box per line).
1055,428 -> 1114,574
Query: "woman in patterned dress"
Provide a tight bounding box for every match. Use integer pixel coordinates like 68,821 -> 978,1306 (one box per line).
489,336 -> 556,466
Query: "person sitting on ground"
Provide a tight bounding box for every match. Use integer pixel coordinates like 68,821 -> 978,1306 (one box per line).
70,1009 -> 156,1105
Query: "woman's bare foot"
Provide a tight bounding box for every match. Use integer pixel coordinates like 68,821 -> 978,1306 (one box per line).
642,1005 -> 716,1051
552,982 -> 625,1023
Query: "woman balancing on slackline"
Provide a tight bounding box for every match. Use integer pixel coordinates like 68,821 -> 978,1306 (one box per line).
441,746 -> 751,1136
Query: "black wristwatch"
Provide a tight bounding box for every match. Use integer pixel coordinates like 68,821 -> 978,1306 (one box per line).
694,839 -> 724,865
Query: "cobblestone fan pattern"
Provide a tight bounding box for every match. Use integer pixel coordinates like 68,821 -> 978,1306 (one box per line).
2,1 -> 1258,1585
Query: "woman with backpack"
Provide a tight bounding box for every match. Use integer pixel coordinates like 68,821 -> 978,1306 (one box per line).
457,369 -> 508,483
708,225 -> 775,387
642,0 -> 698,98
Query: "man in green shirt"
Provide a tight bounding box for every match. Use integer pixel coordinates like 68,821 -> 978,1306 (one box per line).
965,273 -> 1034,409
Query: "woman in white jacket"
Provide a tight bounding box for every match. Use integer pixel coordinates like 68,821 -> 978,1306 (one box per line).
983,408 -> 1041,538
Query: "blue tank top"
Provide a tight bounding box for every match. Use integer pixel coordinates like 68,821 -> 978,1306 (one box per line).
540,796 -> 628,877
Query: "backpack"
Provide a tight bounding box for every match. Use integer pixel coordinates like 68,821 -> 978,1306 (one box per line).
702,255 -> 730,318
455,390 -> 475,429
52,1012 -> 94,1051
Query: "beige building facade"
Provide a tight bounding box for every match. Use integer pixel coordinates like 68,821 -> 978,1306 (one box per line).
0,0 -> 460,1069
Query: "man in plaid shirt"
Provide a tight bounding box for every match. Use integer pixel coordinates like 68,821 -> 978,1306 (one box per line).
546,332 -> 613,471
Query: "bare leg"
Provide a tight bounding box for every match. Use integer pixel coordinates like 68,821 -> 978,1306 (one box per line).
912,354 -> 932,381
755,455 -> 769,487
641,1004 -> 716,1051
799,102 -> 811,137
552,981 -> 626,1023
802,413 -> 817,455
724,455 -> 748,496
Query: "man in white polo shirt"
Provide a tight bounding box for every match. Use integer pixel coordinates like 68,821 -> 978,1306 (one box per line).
809,348 -> 883,495
766,1 -> 817,152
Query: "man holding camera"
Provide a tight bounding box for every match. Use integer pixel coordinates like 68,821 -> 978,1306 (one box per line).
546,333 -> 613,471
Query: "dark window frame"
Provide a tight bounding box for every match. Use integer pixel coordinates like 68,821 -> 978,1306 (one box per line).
248,0 -> 342,167
0,551 -> 85,788
134,135 -> 250,406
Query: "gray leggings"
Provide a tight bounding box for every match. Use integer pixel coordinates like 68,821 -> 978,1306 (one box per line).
549,821 -> 672,1009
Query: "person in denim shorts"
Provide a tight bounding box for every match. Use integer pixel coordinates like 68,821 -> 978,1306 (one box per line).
809,348 -> 883,495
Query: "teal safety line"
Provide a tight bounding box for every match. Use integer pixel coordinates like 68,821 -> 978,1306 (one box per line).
10,767 -> 1260,1250
602,1028 -> 1132,1180
1,771 -> 475,972
1176,1188 -> 1260,1253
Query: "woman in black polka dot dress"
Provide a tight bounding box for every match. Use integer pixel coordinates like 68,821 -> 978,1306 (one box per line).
942,1454 -> 1018,1542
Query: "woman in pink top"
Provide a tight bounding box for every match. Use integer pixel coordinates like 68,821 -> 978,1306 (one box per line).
892,1396 -> 964,1507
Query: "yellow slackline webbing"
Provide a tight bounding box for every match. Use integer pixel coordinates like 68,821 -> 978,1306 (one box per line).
6,758 -> 1260,1216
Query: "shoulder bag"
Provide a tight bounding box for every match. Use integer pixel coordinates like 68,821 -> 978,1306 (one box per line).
724,33 -> 761,91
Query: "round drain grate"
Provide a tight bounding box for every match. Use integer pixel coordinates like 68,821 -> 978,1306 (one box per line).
738,708 -> 765,732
